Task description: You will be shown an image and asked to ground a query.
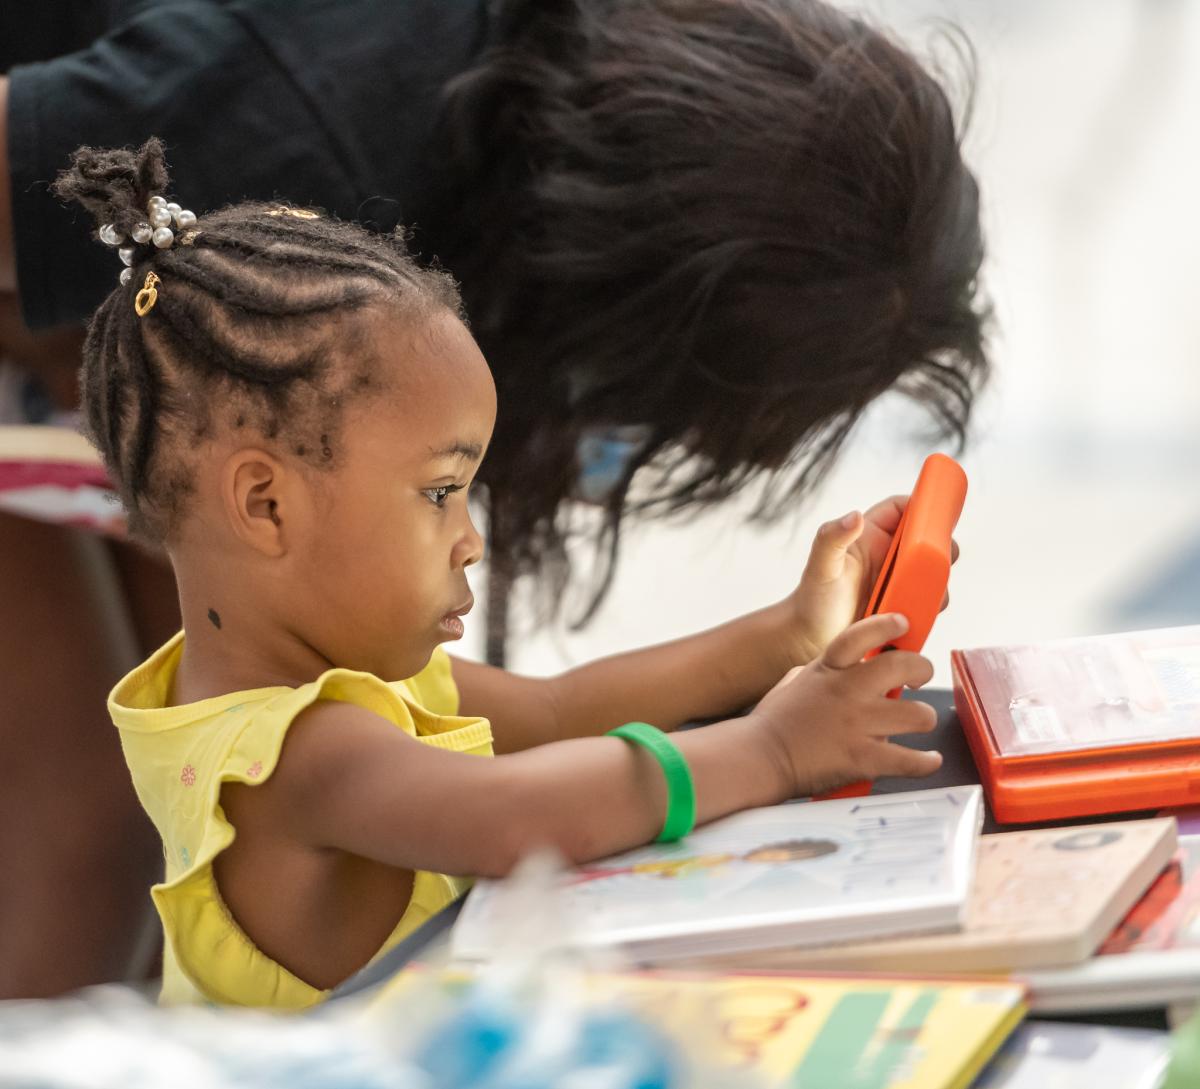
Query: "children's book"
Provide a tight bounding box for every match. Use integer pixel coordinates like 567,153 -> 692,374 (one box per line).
1022,833 -> 1200,1013
953,626 -> 1200,822
676,818 -> 1177,975
608,972 -> 1025,1089
372,968 -> 1026,1089
452,786 -> 983,962
0,425 -> 122,535
971,1020 -> 1170,1089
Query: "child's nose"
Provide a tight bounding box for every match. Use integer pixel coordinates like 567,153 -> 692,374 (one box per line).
457,514 -> 485,569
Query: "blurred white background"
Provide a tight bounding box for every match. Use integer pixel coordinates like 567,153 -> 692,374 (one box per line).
466,0 -> 1200,683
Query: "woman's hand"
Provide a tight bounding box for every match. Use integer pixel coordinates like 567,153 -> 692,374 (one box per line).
778,494 -> 957,667
749,612 -> 942,798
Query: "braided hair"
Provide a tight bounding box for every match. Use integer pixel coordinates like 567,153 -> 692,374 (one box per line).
54,139 -> 461,541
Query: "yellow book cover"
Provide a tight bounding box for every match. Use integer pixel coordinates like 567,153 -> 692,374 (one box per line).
610,973 -> 1025,1089
371,970 -> 1025,1089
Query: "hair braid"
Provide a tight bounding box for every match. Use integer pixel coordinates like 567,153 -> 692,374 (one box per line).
54,140 -> 462,541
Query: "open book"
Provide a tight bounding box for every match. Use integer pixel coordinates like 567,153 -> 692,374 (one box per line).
453,786 -> 983,963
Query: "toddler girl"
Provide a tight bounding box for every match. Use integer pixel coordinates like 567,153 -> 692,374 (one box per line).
60,140 -> 943,1009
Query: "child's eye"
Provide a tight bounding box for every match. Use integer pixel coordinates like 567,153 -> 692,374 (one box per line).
422,484 -> 463,509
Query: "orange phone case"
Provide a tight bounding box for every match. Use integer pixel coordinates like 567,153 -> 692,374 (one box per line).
818,453 -> 968,800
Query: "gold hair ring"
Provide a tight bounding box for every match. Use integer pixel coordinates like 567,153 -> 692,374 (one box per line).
266,206 -> 320,219
134,271 -> 161,317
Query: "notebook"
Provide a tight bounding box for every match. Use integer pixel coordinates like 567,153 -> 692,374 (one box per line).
452,786 -> 983,962
673,818 -> 1176,975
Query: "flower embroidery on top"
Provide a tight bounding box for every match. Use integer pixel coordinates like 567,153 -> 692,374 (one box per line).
246,760 -> 263,779
180,764 -> 197,787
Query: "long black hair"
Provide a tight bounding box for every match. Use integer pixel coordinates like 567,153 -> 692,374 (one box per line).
431,0 -> 988,621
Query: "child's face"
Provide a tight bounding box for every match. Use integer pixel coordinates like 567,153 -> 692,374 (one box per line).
294,309 -> 497,679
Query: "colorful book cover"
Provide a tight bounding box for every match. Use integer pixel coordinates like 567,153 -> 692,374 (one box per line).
613,973 -> 1025,1089
453,787 -> 984,962
371,969 -> 1027,1089
1098,835 -> 1200,955
683,818 -> 1176,975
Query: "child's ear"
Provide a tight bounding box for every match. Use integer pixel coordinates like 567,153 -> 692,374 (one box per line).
221,449 -> 292,557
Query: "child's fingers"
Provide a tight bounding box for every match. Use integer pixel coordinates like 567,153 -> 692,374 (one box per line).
859,694 -> 937,738
823,613 -> 909,670
869,741 -> 943,780
950,536 -> 960,564
868,697 -> 939,738
862,494 -> 908,534
803,511 -> 863,582
860,649 -> 934,693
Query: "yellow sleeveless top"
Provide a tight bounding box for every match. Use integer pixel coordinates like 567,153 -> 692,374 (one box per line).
109,635 -> 493,1010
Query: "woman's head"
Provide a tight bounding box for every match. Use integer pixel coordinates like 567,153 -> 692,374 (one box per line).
438,0 -> 988,615
57,141 -> 495,679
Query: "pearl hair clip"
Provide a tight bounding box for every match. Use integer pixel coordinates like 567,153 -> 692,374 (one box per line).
98,194 -> 198,286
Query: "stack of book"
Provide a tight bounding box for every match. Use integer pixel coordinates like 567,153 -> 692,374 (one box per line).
451,657 -> 1196,1087
455,785 -> 988,964
454,787 -> 1177,986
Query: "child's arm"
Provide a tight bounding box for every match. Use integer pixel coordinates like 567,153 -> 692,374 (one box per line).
226,614 -> 940,878
455,497 -> 938,753
451,602 -> 793,752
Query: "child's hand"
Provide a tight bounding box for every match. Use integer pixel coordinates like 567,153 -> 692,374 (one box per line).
780,495 -> 957,666
749,612 -> 943,798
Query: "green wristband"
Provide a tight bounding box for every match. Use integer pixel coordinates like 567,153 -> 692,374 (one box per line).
607,721 -> 697,843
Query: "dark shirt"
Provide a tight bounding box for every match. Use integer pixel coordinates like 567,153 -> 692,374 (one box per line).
5,0 -> 487,328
